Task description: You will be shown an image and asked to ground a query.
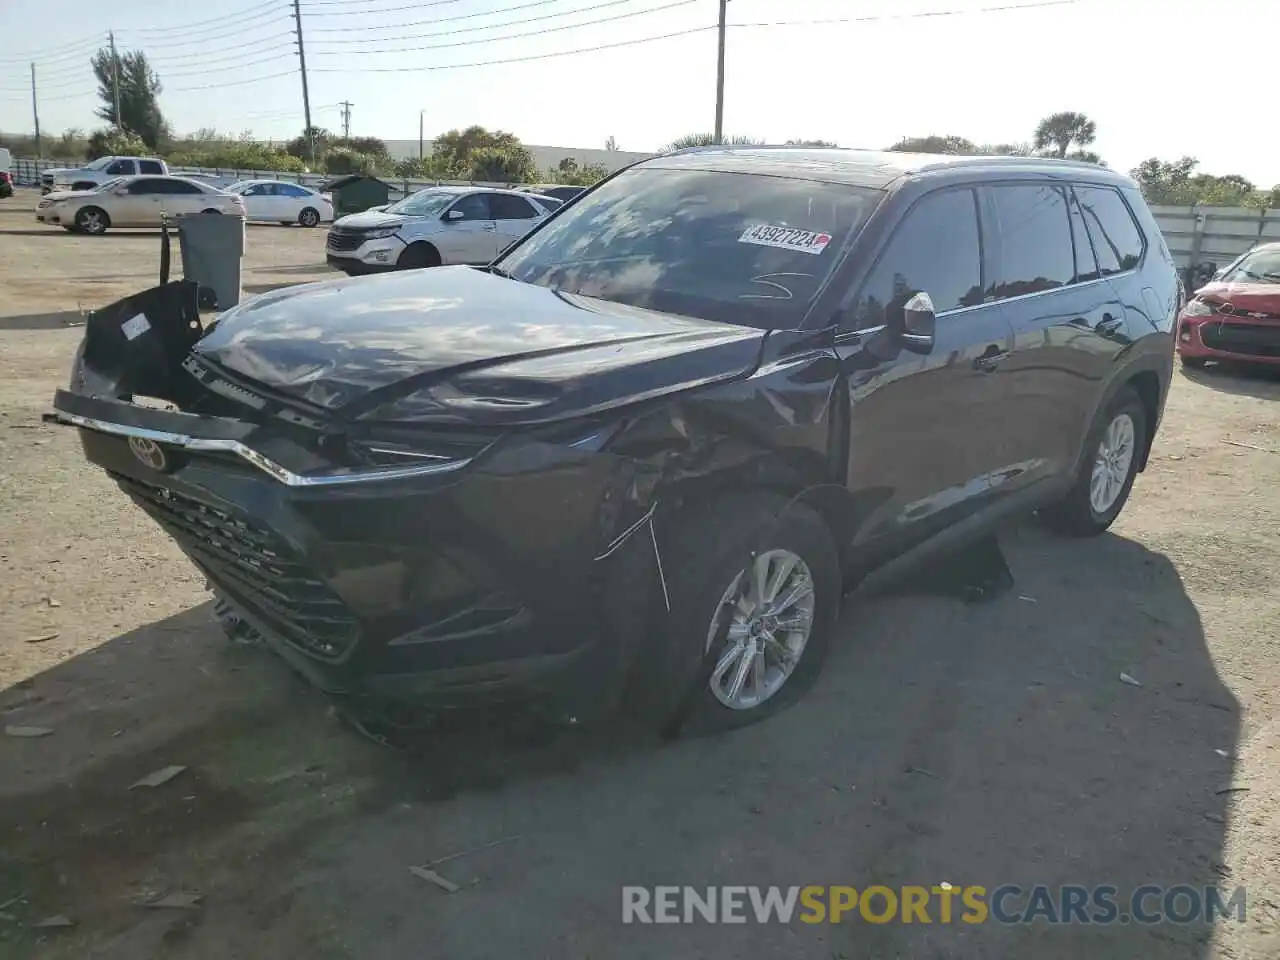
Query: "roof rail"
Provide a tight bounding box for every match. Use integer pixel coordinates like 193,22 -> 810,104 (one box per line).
668,143 -> 854,156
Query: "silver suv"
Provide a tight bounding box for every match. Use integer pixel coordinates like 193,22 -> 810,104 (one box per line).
325,185 -> 559,275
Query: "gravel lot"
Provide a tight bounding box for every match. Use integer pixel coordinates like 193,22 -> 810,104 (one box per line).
1,189 -> 1278,959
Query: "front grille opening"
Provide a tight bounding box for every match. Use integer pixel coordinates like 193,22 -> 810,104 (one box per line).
1202,323 -> 1280,359
111,473 -> 360,660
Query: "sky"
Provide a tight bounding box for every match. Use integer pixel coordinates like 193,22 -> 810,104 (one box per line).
0,0 -> 1276,185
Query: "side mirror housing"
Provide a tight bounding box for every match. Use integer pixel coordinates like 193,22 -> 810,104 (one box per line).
899,291 -> 936,355
445,208 -> 465,221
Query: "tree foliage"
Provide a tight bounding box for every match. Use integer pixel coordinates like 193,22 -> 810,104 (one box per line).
91,48 -> 168,149
86,127 -> 149,160
1129,156 -> 1276,208
431,126 -> 523,178
467,145 -> 536,183
1033,111 -> 1097,159
662,133 -> 764,152
550,157 -> 609,186
166,131 -> 305,172
888,134 -> 978,155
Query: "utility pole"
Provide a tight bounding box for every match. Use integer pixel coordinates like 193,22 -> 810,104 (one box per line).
418,110 -> 424,163
339,100 -> 352,140
713,0 -> 727,144
292,0 -> 315,167
108,31 -> 122,129
30,64 -> 42,158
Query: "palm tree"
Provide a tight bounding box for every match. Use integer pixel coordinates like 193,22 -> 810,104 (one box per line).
663,133 -> 764,153
1033,112 -> 1097,159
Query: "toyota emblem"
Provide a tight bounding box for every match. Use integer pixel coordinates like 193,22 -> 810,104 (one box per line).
128,436 -> 169,471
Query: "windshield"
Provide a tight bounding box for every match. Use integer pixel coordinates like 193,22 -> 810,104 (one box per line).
225,181 -> 252,194
384,189 -> 457,217
83,157 -> 114,171
497,167 -> 881,328
1221,248 -> 1280,284
93,177 -> 124,192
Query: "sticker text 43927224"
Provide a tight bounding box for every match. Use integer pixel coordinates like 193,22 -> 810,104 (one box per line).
738,223 -> 833,256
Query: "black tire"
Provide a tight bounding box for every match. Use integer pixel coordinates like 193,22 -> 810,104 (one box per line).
1040,387 -> 1147,537
298,206 -> 321,228
1180,355 -> 1207,370
397,242 -> 441,270
201,208 -> 221,215
74,206 -> 109,235
629,492 -> 842,737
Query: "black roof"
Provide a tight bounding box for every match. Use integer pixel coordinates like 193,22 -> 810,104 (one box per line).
644,146 -> 1135,190
321,174 -> 391,191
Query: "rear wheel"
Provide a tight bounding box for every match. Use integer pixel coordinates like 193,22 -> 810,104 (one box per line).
628,493 -> 841,736
397,242 -> 441,270
74,206 -> 109,235
298,206 -> 321,228
1041,387 -> 1146,537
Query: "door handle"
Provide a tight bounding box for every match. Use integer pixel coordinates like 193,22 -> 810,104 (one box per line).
482,223 -> 496,231
972,345 -> 1008,372
1094,313 -> 1123,335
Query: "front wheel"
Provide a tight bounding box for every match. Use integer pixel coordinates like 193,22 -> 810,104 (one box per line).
200,208 -> 221,215
74,206 -> 109,235
396,242 -> 441,270
630,493 -> 841,736
1041,387 -> 1147,537
298,206 -> 321,228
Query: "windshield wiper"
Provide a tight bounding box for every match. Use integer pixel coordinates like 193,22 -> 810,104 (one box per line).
485,265 -> 514,279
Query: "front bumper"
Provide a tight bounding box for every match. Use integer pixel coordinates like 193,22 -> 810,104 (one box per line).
325,234 -> 405,273
35,204 -> 65,224
48,390 -> 651,710
1179,316 -> 1280,365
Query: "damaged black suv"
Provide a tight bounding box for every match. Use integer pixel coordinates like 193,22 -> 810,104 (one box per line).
50,147 -> 1178,732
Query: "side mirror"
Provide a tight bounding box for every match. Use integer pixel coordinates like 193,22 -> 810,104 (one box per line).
899,291 -> 936,355
445,209 -> 465,221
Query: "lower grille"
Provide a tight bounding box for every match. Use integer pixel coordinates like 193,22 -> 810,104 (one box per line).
326,230 -> 364,252
112,473 -> 360,660
1201,322 -> 1280,359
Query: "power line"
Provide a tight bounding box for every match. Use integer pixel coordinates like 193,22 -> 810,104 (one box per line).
729,0 -> 1078,29
309,0 -> 661,41
114,17 -> 295,51
309,0 -> 697,53
117,0 -> 283,35
144,33 -> 298,68
301,0 -> 461,10
310,0 -> 586,28
312,23 -> 712,72
160,53 -> 297,80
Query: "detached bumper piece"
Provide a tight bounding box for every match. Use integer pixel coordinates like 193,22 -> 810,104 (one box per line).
114,472 -> 359,660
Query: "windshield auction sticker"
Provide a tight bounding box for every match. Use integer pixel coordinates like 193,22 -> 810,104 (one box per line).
739,224 -> 833,255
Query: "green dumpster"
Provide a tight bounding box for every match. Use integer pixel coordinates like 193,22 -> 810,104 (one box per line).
322,174 -> 392,218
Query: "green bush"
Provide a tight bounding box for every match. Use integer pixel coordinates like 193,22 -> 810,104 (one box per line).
468,145 -> 536,184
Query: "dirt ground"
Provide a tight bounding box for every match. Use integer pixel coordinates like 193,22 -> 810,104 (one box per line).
1,189 -> 1279,959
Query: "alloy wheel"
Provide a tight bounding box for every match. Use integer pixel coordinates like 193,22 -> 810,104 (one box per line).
1090,412 -> 1135,514
705,548 -> 816,711
79,210 -> 105,235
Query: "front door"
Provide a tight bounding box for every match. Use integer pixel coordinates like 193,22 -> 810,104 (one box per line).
981,181 -> 1129,494
485,192 -> 544,258
437,193 -> 497,264
835,185 -> 1015,555
119,177 -> 166,225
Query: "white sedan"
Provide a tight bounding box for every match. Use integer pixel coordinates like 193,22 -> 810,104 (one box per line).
225,179 -> 333,227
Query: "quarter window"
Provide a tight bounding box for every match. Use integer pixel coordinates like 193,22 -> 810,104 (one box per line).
988,184 -> 1075,298
1074,185 -> 1145,276
851,187 -> 983,329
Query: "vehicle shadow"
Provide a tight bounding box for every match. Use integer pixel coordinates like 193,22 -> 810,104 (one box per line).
0,310 -> 86,331
0,525 -> 1236,959
1180,361 -> 1280,400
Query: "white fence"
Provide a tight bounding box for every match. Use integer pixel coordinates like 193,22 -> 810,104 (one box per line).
9,156 -> 528,201
1150,205 -> 1279,271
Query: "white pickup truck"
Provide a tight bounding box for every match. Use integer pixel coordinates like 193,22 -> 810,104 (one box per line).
41,155 -> 168,194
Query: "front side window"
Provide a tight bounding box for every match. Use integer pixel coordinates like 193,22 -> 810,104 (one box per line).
126,178 -> 163,195
1074,185 -> 1145,276
384,189 -> 458,218
138,160 -> 164,174
850,188 -> 983,330
105,160 -> 134,175
163,180 -> 203,195
280,184 -> 311,197
499,167 -> 881,328
488,193 -> 539,220
988,183 -> 1076,298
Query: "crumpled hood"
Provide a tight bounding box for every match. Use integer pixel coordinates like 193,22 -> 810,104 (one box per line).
332,210 -> 410,230
1195,280 -> 1280,318
192,266 -> 767,425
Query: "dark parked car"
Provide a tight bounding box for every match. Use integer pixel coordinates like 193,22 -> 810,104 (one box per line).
520,183 -> 585,204
48,148 -> 1178,733
1177,242 -> 1280,368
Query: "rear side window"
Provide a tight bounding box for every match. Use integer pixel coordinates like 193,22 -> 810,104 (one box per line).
138,160 -> 164,174
988,184 -> 1075,298
488,194 -> 539,220
1074,185 -> 1145,276
851,187 -> 983,329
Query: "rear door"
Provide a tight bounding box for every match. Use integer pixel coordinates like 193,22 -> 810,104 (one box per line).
486,192 -> 544,258
118,177 -> 166,224
156,178 -> 208,218
837,185 -> 1017,554
982,181 -> 1127,493
437,192 -> 496,264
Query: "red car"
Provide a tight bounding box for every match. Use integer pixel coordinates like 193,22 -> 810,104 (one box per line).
1178,242 -> 1280,368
